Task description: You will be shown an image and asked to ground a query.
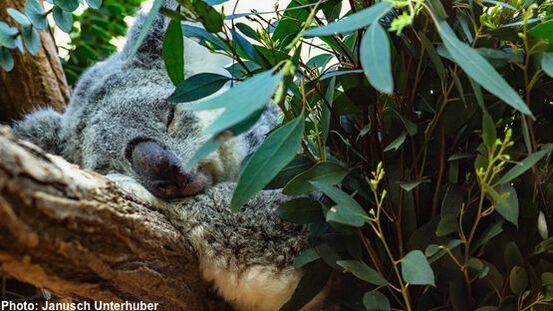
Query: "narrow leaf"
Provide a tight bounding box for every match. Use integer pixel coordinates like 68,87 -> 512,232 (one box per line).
337,260 -> 389,286
184,70 -> 283,135
169,73 -> 230,103
360,22 -> 393,94
231,114 -> 304,210
482,111 -> 496,149
542,53 -> 553,78
498,145 -> 552,184
436,20 -> 531,116
277,198 -> 323,224
303,1 -> 393,37
283,162 -> 348,195
163,19 -> 185,85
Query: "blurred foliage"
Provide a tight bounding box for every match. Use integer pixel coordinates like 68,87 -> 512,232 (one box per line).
157,0 -> 553,309
62,0 -> 144,84
0,0 -> 144,84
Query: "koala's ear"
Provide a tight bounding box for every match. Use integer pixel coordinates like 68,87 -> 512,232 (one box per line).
12,108 -> 63,155
122,0 -> 179,64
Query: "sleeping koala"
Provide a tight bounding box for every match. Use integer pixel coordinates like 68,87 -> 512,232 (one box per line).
12,2 -> 320,311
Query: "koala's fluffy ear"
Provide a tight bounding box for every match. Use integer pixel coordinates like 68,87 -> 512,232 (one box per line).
121,0 -> 178,64
12,108 -> 62,155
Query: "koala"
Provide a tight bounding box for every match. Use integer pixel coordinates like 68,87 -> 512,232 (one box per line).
12,2 -> 324,310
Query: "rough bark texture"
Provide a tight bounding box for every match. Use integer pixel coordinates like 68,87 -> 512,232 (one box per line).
0,126 -> 215,310
0,0 -> 70,123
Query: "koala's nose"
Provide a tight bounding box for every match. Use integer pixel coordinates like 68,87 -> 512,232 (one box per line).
128,140 -> 206,199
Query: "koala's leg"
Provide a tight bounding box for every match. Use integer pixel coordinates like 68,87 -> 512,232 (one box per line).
165,183 -> 317,311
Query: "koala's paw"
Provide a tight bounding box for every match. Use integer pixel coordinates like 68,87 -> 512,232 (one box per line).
12,107 -> 62,155
106,173 -> 165,208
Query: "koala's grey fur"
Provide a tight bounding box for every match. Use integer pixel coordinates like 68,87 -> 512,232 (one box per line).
12,1 -> 318,310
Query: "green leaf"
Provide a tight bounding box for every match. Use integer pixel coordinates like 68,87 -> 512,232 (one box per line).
7,8 -> 31,27
84,0 -> 102,9
472,219 -> 504,253
401,250 -> 435,286
277,198 -> 323,224
504,242 -> 523,270
266,156 -> 313,189
482,111 -> 497,149
494,184 -> 519,227
21,25 -> 40,55
390,108 -> 418,136
204,0 -> 229,4
53,6 -> 73,33
426,240 -> 463,264
509,266 -> 528,295
184,140 -> 224,169
129,0 -> 163,58
399,180 -> 428,192
436,20 -> 532,116
497,144 -> 553,184
419,32 -> 446,80
384,132 -> 407,152
235,22 -> 259,41
0,22 -> 18,49
182,24 -> 227,51
307,54 -> 333,69
281,261 -> 332,311
541,53 -> 553,78
184,69 -> 283,136
54,0 -> 80,12
294,248 -> 320,268
231,114 -> 304,210
169,73 -> 230,103
436,214 -> 458,237
204,8 -> 223,33
529,20 -> 553,43
312,182 -> 368,227
163,19 -> 185,86
303,1 -> 393,37
0,47 -> 14,71
360,22 -> 393,94
363,290 -> 390,311
337,260 -> 389,286
24,0 -> 48,30
283,162 -> 348,195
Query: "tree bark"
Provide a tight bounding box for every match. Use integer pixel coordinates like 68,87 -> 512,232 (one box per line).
0,0 -> 70,123
0,126 -> 215,310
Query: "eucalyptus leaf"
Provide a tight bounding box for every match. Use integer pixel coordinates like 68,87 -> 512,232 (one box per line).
54,0 -> 80,12
497,144 -> 553,184
231,114 -> 304,210
0,22 -> 18,49
509,266 -> 528,295
53,6 -> 73,33
541,53 -> 553,78
277,198 -> 323,224
24,0 -> 48,30
312,182 -> 368,227
294,248 -> 320,268
495,184 -> 519,227
360,22 -> 393,94
21,25 -> 40,55
303,1 -> 393,37
0,47 -> 14,71
182,24 -> 227,51
184,69 -> 283,135
482,111 -> 496,149
384,132 -> 407,152
163,19 -> 185,86
401,250 -> 435,286
84,0 -> 102,9
436,20 -> 531,116
169,73 -> 230,103
363,290 -> 390,311
337,260 -> 389,286
7,8 -> 30,27
283,162 -> 348,195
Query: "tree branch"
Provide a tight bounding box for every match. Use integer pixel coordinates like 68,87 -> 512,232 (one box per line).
0,126 -> 220,310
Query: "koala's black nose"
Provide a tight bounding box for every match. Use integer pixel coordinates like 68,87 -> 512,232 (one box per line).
128,140 -> 206,199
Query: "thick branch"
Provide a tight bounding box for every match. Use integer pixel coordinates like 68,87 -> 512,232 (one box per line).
0,126 -> 214,310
